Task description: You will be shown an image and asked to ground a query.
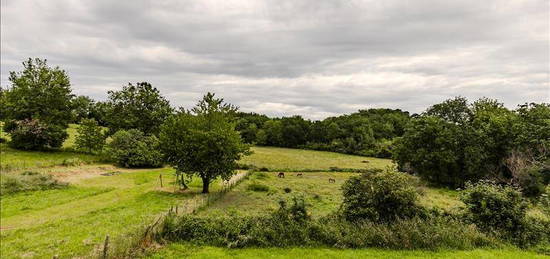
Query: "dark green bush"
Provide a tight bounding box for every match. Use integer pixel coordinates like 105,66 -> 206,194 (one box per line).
0,171 -> 68,195
283,187 -> 292,193
106,129 -> 163,168
461,180 -> 527,234
460,181 -> 550,248
247,182 -> 269,192
6,119 -> 68,150
539,186 -> 550,216
340,170 -> 424,222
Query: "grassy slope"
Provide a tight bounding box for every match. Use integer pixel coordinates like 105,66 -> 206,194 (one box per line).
200,171 -> 355,217
149,245 -> 548,259
0,144 -> 102,171
241,146 -> 392,171
0,168 -> 228,258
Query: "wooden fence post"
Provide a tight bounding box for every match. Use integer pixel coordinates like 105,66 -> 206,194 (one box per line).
102,235 -> 109,259
159,174 -> 163,188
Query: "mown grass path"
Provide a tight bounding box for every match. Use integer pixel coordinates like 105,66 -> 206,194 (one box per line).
0,167 -> 241,258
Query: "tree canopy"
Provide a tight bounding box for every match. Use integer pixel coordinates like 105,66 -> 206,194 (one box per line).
104,82 -> 173,135
159,93 -> 249,193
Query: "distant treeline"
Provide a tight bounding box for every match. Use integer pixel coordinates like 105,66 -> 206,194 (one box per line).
234,109 -> 410,158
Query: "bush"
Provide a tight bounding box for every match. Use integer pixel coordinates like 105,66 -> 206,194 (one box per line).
538,186 -> 550,216
75,118 -> 106,153
247,182 -> 269,192
6,119 -> 68,150
61,158 -> 84,167
340,170 -> 423,222
460,180 -> 527,234
283,187 -> 292,193
0,171 -> 68,195
106,129 -> 163,168
156,198 -> 495,250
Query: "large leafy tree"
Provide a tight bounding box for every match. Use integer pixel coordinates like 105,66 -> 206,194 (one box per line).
104,82 -> 173,135
3,58 -> 73,126
2,58 -> 74,149
159,93 -> 250,193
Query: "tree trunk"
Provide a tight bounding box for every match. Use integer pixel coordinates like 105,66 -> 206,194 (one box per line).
201,177 -> 210,193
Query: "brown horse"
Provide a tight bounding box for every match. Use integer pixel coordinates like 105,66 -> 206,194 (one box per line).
328,178 -> 335,183
278,172 -> 285,178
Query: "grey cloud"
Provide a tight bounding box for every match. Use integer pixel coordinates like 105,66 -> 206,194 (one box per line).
1,0 -> 548,119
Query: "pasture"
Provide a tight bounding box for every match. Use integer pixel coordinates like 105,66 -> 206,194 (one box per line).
1,126 -> 548,258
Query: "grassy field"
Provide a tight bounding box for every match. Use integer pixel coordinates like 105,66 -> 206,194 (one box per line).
149,244 -> 548,259
199,171 -> 356,217
0,144 -> 102,172
0,167 -> 230,258
241,146 -> 392,171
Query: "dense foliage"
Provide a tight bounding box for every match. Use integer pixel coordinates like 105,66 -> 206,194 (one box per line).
394,97 -> 550,190
1,58 -> 74,150
341,170 -> 423,222
106,129 -> 163,168
235,108 -> 410,158
104,82 -> 173,135
159,93 -> 250,193
157,197 -> 493,250
5,119 -> 68,150
461,181 -> 549,247
74,118 -> 106,153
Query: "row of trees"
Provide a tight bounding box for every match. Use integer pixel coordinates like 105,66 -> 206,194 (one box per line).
2,58 -> 548,195
0,58 -> 249,193
235,108 -> 410,157
394,97 -> 550,196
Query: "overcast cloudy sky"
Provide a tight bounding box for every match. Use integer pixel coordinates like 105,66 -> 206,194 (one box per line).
1,0 -> 549,119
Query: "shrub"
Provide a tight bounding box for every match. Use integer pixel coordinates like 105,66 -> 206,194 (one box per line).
340,170 -> 423,222
75,118 -> 106,153
61,158 -> 84,167
283,187 -> 292,193
156,199 -> 495,250
0,171 -> 68,195
106,129 -> 163,168
6,119 -> 68,150
247,182 -> 269,192
460,180 -> 527,234
538,186 -> 550,216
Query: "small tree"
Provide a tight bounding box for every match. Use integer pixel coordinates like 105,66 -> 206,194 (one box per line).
159,93 -> 250,193
75,118 -> 106,153
106,129 -> 163,168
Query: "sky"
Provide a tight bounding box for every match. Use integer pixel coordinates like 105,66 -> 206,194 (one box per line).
1,0 -> 549,119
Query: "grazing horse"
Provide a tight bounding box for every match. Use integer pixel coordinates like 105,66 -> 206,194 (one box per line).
328,178 -> 335,183
278,172 -> 285,178
296,173 -> 303,177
